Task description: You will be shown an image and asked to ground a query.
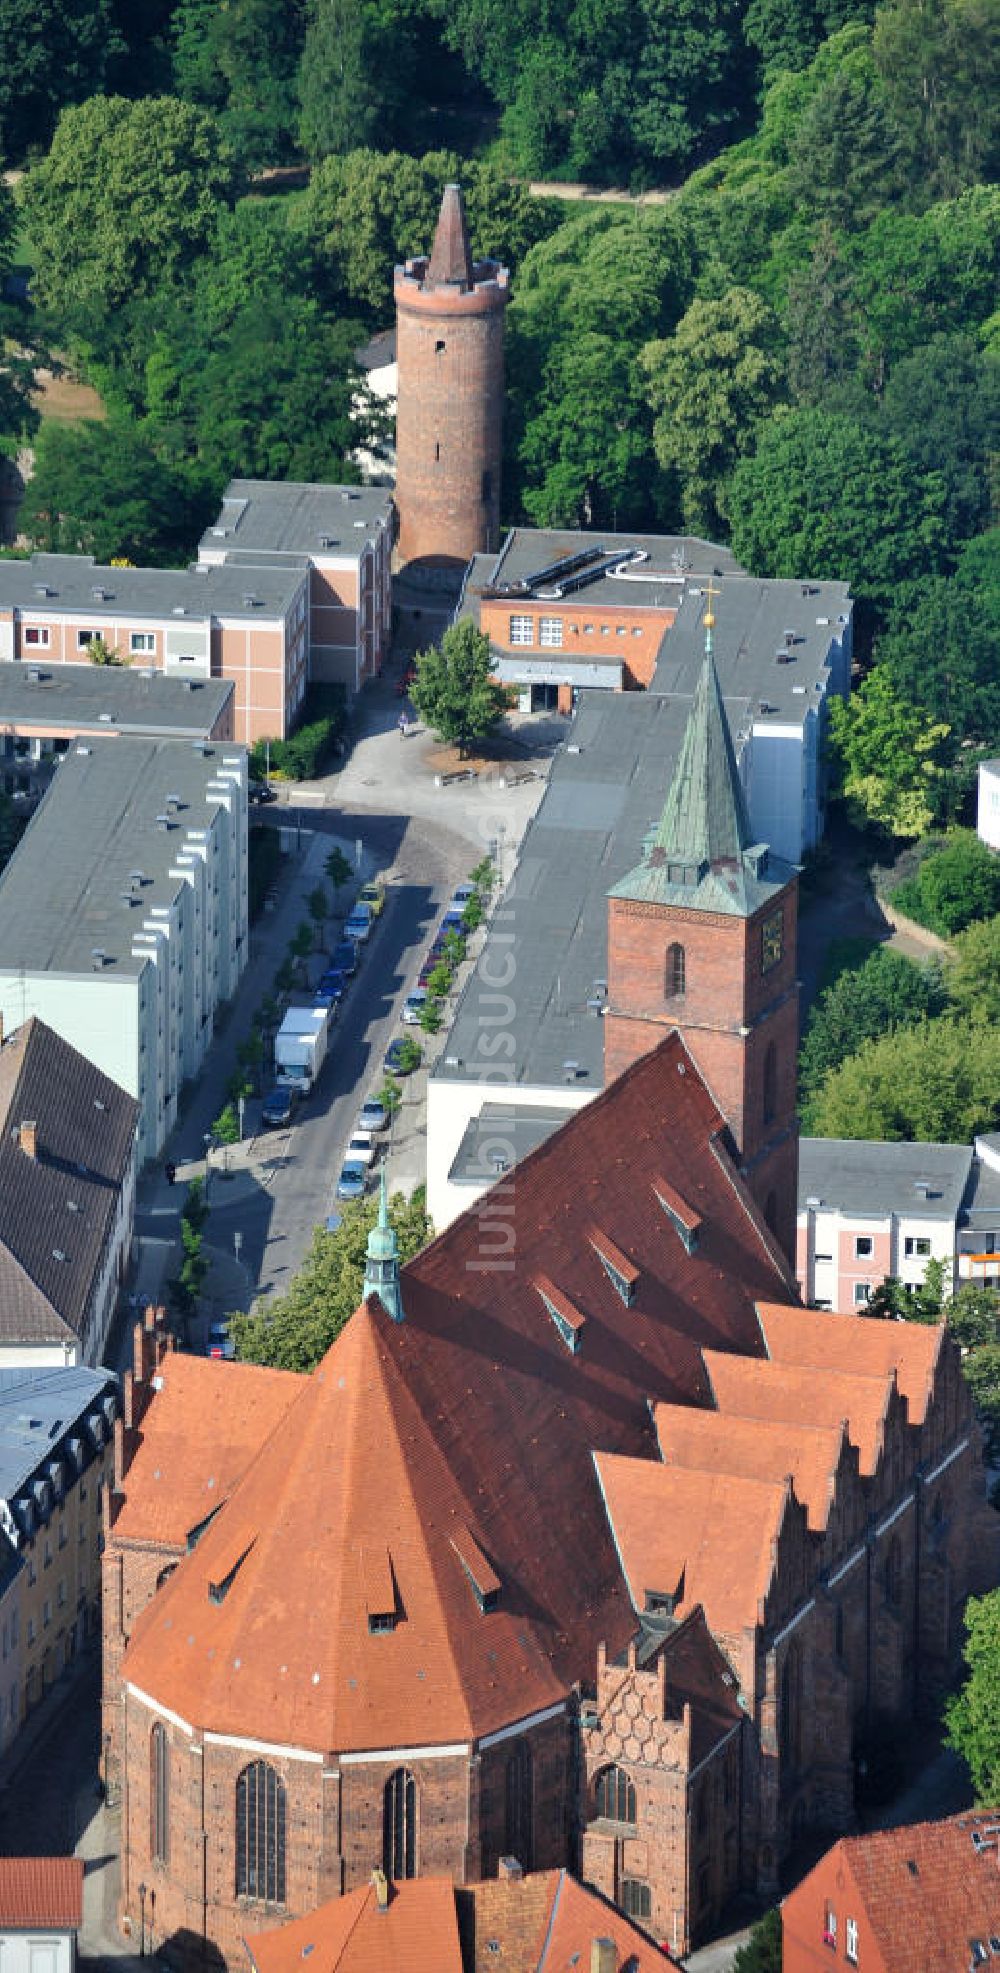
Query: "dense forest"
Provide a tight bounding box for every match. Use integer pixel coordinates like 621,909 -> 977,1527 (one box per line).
0,0 -> 996,844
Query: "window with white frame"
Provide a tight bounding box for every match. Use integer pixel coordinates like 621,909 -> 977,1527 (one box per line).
23,625 -> 49,647
538,617 -> 563,647
76,630 -> 99,650
854,1282 -> 870,1305
904,1235 -> 931,1257
855,1235 -> 873,1258
130,632 -> 155,655
509,615 -> 533,646
846,1916 -> 858,1962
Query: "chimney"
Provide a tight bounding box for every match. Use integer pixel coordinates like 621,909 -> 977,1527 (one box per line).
19,1119 -> 37,1159
591,1942 -> 617,1973
370,1868 -> 389,1912
498,1857 -> 523,1881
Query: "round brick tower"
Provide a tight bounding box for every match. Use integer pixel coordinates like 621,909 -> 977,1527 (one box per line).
394,183 -> 509,570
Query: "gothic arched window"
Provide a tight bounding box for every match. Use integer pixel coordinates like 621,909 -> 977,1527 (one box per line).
383,1767 -> 417,1880
504,1739 -> 533,1869
594,1764 -> 636,1824
150,1722 -> 169,1865
665,943 -> 686,1000
235,1760 -> 286,1903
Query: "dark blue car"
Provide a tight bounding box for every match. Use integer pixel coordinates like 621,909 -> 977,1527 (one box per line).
331,941 -> 358,976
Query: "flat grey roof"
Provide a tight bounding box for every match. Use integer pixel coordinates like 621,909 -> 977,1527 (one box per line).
200,479 -> 393,560
0,660 -> 232,737
0,736 -> 244,979
653,575 -> 852,726
438,691 -> 712,1094
0,1364 -> 116,1506
448,1102 -> 570,1185
0,552 -> 305,623
481,526 -> 744,611
798,1138 -> 974,1221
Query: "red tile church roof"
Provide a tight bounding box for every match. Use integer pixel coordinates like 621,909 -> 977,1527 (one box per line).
121,1035 -> 799,1751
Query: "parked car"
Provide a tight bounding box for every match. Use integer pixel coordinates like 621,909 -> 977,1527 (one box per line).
318,967 -> 348,1000
313,989 -> 339,1016
441,908 -> 466,932
345,905 -> 373,943
402,988 -> 428,1024
384,1037 -> 420,1076
345,1131 -> 375,1168
418,959 -> 442,990
207,1320 -> 235,1360
359,1099 -> 388,1134
358,880 -> 385,917
451,883 -> 477,907
261,1086 -> 296,1127
332,940 -> 358,976
248,781 -> 277,805
337,1164 -> 367,1200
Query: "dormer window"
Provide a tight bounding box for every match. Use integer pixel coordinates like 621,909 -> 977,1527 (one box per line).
589,1229 -> 639,1307
451,1525 -> 501,1614
534,1276 -> 585,1354
653,1176 -> 701,1255
364,1547 -> 397,1634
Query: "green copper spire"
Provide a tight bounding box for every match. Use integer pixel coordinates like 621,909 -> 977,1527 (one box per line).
363,1169 -> 403,1321
652,651 -> 753,872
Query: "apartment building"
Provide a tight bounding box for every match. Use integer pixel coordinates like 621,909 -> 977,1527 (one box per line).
0,483 -> 394,749
0,1019 -> 138,1369
0,663 -> 233,797
0,1363 -> 117,1737
797,1135 -> 1000,1311
198,479 -> 394,695
977,756 -> 1000,850
0,739 -> 247,1164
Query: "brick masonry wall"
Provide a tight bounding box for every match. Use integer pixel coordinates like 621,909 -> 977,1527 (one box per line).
394,282 -> 506,567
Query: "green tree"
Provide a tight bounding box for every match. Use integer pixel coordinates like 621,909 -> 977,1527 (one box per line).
519,332 -> 654,531
0,0 -> 125,164
19,419 -> 214,567
880,337 -> 1000,548
22,96 -> 240,337
876,577 -> 1000,752
212,1102 -> 240,1146
947,1283 -> 1000,1350
298,0 -> 419,158
307,885 -> 330,951
867,1256 -> 946,1322
799,945 -> 943,1122
827,667 -> 951,837
786,53 -> 912,231
235,1028 -> 265,1094
728,408 -> 948,608
946,1590 -> 1000,1800
378,1073 -> 402,1120
229,1188 -> 432,1372
325,847 -> 353,896
418,998 -> 443,1034
427,962 -> 454,999
732,1908 -> 782,1973
642,288 -> 786,533
785,226 -> 859,404
395,1036 -> 422,1075
410,620 -> 509,758
873,0 -> 1000,195
807,1016 -> 1000,1142
84,635 -> 126,667
894,832 -> 1000,936
291,921 -> 314,983
947,917 -> 1000,1027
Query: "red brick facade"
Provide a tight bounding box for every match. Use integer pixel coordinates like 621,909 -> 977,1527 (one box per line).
605,879 -> 800,1260
393,189 -> 509,569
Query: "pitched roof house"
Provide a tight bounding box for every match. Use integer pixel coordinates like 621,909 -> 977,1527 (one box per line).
782,1810 -> 1000,1972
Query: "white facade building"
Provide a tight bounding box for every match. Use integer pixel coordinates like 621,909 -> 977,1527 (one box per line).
0,740 -> 248,1164
977,758 -> 1000,851
797,1137 -> 1000,1313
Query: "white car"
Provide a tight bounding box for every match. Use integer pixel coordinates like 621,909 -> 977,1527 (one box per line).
402,988 -> 428,1025
344,1131 -> 376,1169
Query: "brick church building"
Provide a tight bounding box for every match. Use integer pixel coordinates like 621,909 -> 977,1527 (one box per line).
102,660 -> 994,1967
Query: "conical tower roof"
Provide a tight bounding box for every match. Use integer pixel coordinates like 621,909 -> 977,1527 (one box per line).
425,183 -> 474,290
364,1170 -> 402,1321
610,653 -> 793,917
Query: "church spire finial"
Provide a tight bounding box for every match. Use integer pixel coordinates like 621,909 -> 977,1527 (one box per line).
363,1170 -> 403,1321
702,576 -> 719,660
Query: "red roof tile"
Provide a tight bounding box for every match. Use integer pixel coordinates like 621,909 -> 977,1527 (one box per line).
654,1402 -> 849,1533
703,1351 -> 894,1477
783,1811 -> 1000,1973
122,1036 -> 798,1750
113,1352 -> 300,1548
245,1876 -> 462,1973
595,1453 -> 792,1634
757,1300 -> 943,1425
0,1858 -> 84,1930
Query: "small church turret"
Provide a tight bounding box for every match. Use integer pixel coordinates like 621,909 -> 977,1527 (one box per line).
363,1170 -> 403,1322
604,588 -> 800,1260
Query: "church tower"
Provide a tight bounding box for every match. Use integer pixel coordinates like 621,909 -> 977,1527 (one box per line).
363,1170 -> 403,1322
604,599 -> 800,1259
393,184 -> 509,569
